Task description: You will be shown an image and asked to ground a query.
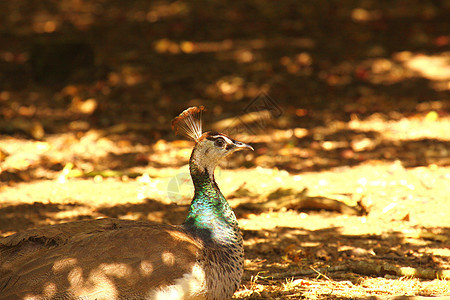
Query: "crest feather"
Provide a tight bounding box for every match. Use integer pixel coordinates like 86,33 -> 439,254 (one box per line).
171,106 -> 205,142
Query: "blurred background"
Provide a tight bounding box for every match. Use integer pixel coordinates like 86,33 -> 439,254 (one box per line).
0,1 -> 449,298
0,0 -> 448,140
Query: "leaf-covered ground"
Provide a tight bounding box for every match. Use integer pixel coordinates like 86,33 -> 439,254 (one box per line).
0,0 -> 449,298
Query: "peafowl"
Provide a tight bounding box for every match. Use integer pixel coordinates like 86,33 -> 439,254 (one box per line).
0,106 -> 253,300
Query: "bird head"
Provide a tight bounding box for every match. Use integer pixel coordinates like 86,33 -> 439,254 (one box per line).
172,107 -> 253,174
192,131 -> 253,173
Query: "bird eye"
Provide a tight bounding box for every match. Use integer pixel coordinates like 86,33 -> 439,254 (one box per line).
215,137 -> 225,147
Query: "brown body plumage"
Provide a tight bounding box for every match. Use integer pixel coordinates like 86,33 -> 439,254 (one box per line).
0,219 -> 205,299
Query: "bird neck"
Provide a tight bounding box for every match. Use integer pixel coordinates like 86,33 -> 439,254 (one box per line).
183,150 -> 241,247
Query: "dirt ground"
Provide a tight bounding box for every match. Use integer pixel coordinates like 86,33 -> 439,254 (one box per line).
0,0 -> 449,299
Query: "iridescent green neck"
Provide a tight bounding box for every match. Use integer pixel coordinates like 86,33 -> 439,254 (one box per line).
183,149 -> 241,246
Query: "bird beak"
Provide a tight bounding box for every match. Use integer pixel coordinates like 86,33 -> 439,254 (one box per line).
233,140 -> 254,152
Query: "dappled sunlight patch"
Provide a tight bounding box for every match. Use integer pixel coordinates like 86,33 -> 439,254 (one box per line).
51,206 -> 99,220
43,282 -> 57,298
161,251 -> 176,266
0,138 -> 50,171
358,277 -> 450,296
139,260 -> 154,276
68,266 -> 84,288
151,263 -> 206,300
0,179 -> 157,210
349,112 -> 450,141
53,257 -> 78,272
83,268 -> 118,298
98,262 -> 134,279
402,53 -> 450,82
166,228 -> 196,245
318,51 -> 450,90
